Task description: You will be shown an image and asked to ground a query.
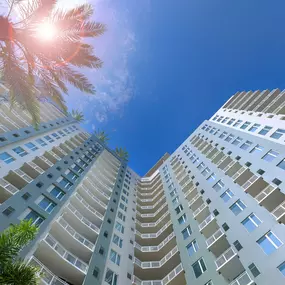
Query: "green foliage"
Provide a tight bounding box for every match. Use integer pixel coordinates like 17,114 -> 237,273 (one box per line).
115,147 -> 129,161
70,109 -> 84,122
94,129 -> 109,144
0,0 -> 105,127
0,220 -> 40,285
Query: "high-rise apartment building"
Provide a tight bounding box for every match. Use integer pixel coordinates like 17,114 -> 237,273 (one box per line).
0,85 -> 285,285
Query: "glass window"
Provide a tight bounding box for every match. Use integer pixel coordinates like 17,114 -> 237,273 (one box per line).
250,144 -> 264,154
257,231 -> 282,255
24,209 -> 44,227
221,117 -> 229,123
201,167 -> 210,176
182,226 -> 192,240
49,186 -> 65,200
37,196 -> 56,213
277,159 -> 285,171
172,197 -> 179,205
112,234 -> 123,248
58,176 -> 73,190
240,121 -> 251,129
121,195 -> 128,204
262,150 -> 279,162
178,214 -> 187,224
278,261 -> 285,277
44,135 -> 54,143
119,203 -> 127,212
197,162 -> 205,170
227,118 -> 235,125
219,132 -> 227,139
117,212 -> 126,222
52,133 -> 60,140
105,268 -> 118,285
220,189 -> 234,203
192,258 -> 207,278
249,123 -> 261,132
0,152 -> 15,164
187,240 -> 199,256
25,142 -> 38,151
225,134 -> 234,142
242,213 -> 262,232
240,140 -> 253,150
232,137 -> 242,145
258,126 -> 272,135
213,180 -> 225,192
110,249 -> 120,265
233,120 -> 242,127
36,138 -> 47,147
58,131 -> 66,137
230,200 -> 246,215
175,204 -> 183,214
207,173 -> 216,183
12,146 -> 28,157
115,222 -> 124,234
170,189 -> 177,198
271,129 -> 285,139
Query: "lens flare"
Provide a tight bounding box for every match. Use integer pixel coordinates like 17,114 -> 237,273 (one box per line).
36,22 -> 56,41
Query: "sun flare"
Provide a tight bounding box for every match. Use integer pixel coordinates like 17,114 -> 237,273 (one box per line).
36,22 -> 56,41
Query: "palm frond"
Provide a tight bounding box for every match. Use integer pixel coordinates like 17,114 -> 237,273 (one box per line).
70,109 -> 84,122
94,130 -> 109,143
115,147 -> 129,160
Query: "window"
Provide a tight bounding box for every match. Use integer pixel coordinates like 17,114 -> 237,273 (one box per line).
0,152 -> 15,164
222,223 -> 229,231
225,134 -> 234,142
112,234 -> 123,248
127,273 -> 132,280
110,249 -> 120,265
258,126 -> 272,135
57,176 -> 72,190
178,214 -> 187,224
232,137 -> 242,145
37,196 -> 56,213
187,240 -> 199,256
170,189 -> 178,197
36,138 -> 47,147
278,261 -> 285,277
213,180 -> 224,191
22,192 -> 31,200
271,128 -> 285,139
262,150 -> 279,162
249,123 -> 261,132
117,212 -> 126,222
93,267 -> 99,278
233,240 -> 243,251
119,203 -> 127,212
182,225 -> 192,239
99,247 -> 104,255
240,121 -> 251,129
201,167 -> 210,176
250,144 -> 264,154
58,131 -> 66,137
240,140 -> 252,150
207,173 -> 216,183
65,170 -> 79,181
219,132 -> 227,139
25,142 -> 38,151
12,146 -> 28,157
121,195 -> 128,204
23,209 -> 44,226
205,281 -> 213,285
48,186 -> 65,200
248,263 -> 260,277
220,189 -> 234,202
172,197 -> 179,205
128,254 -> 133,260
175,204 -> 183,214
44,135 -> 54,143
52,132 -> 60,140
278,159 -> 285,171
242,213 -> 262,232
2,206 -> 15,216
257,231 -> 282,255
115,222 -> 124,234
105,268 -> 118,285
197,162 -> 205,170
230,200 -> 246,215
72,164 -> 84,174
227,118 -> 235,125
192,258 -> 207,278
233,120 -> 242,127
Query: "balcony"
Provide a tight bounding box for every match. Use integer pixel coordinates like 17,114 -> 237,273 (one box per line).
22,162 -> 45,178
206,228 -> 229,257
212,152 -> 226,165
50,217 -> 94,263
240,174 -> 260,192
43,151 -> 60,164
255,185 -> 284,212
35,156 -> 53,169
272,201 -> 285,224
230,271 -> 254,285
198,214 -> 219,237
35,234 -> 88,285
4,169 -> 33,190
28,256 -> 68,285
82,178 -> 110,203
231,166 -> 247,181
188,194 -> 203,209
193,203 -> 209,221
215,246 -> 244,281
206,148 -> 219,160
0,178 -> 19,203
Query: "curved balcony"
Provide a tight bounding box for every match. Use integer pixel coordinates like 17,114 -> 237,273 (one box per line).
137,196 -> 166,211
138,185 -> 164,199
136,212 -> 170,234
63,203 -> 100,243
82,178 -> 110,203
88,172 -> 113,193
50,216 -> 94,263
134,246 -> 180,281
137,203 -> 168,223
28,256 -> 69,285
34,234 -> 88,285
137,190 -> 164,204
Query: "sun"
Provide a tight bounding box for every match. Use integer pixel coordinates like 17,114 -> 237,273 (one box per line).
36,22 -> 56,41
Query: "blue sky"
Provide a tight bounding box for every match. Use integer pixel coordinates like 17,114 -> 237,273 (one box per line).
65,0 -> 285,175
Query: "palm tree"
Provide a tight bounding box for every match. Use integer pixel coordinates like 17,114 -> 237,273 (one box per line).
94,130 -> 109,144
115,147 -> 129,161
0,0 -> 105,127
0,220 -> 40,284
70,109 -> 84,123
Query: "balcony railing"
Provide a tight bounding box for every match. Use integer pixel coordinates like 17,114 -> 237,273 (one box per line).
188,194 -> 202,207
57,217 -> 95,250
199,214 -> 215,231
255,185 -> 276,204
28,256 -> 69,285
84,178 -> 110,199
27,162 -> 45,174
241,174 -> 258,190
272,201 -> 285,221
136,212 -> 169,227
80,185 -> 107,209
232,167 -> 246,180
137,203 -> 167,218
136,221 -> 172,238
215,246 -> 237,270
206,228 -> 225,248
223,160 -> 235,172
193,203 -> 207,217
39,156 -> 53,167
229,271 -> 254,285
0,178 -> 19,194
13,169 -> 33,183
44,234 -> 88,273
